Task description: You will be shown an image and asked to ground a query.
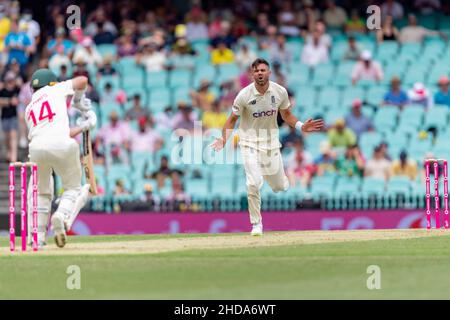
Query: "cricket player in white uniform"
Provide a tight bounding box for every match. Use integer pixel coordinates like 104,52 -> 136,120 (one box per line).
25,69 -> 96,248
212,59 -> 324,235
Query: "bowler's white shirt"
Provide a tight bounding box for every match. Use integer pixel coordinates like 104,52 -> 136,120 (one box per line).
232,81 -> 290,150
25,80 -> 74,141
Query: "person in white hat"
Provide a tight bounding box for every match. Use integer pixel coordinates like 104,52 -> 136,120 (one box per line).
72,37 -> 103,68
351,50 -> 384,85
407,82 -> 434,109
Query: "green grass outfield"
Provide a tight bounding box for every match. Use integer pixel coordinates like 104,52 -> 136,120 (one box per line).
1,229 -> 450,299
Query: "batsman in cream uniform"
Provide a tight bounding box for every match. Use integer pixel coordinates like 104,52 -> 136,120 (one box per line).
25,69 -> 96,248
212,59 -> 323,235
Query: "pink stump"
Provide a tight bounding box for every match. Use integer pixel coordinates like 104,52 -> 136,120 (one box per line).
21,166 -> 27,251
443,160 -> 449,229
425,160 -> 431,229
9,164 -> 15,251
32,164 -> 38,251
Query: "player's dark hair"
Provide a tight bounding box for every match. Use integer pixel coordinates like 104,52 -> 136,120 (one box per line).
251,58 -> 270,70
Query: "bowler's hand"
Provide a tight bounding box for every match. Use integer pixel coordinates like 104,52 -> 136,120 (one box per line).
302,118 -> 324,132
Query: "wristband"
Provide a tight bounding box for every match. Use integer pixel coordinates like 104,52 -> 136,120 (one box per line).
295,121 -> 304,132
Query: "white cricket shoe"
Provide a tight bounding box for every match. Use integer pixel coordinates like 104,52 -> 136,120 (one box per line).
251,222 -> 263,236
51,212 -> 67,248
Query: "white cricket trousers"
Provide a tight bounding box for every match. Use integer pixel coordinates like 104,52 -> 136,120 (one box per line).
27,137 -> 82,240
241,146 -> 289,225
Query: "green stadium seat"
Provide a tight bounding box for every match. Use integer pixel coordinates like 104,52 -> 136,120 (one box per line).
386,176 -> 412,197
149,87 -> 171,113
294,86 -> 316,109
375,41 -> 399,60
146,70 -> 168,89
399,105 -> 425,127
311,64 -> 334,87
173,87 -> 191,105
366,86 -> 387,105
373,106 -> 399,131
334,176 -> 361,198
168,69 -> 192,88
317,87 -> 340,109
342,87 -> 365,107
361,177 -> 386,196
97,44 -> 117,57
424,105 -> 449,130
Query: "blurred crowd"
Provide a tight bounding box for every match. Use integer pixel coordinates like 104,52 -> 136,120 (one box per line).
0,0 -> 449,208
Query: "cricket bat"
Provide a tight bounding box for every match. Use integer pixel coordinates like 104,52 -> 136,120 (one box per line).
82,129 -> 98,195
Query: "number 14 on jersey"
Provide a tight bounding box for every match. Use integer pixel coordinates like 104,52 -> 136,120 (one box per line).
28,101 -> 56,126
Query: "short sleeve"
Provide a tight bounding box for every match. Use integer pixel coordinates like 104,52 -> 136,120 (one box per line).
279,88 -> 291,110
232,91 -> 245,116
53,80 -> 75,97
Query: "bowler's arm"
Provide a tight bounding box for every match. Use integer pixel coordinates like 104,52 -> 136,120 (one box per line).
211,112 -> 239,151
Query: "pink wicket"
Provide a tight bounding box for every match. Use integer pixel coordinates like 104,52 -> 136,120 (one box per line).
425,159 -> 449,230
9,162 -> 39,252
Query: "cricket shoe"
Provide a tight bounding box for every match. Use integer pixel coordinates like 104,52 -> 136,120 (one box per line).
51,212 -> 67,248
251,222 -> 263,236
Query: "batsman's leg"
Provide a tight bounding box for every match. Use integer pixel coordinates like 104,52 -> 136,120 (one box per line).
51,139 -> 89,247
27,157 -> 54,248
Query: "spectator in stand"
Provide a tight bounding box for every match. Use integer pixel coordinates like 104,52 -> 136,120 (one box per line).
328,118 -> 357,150
391,150 -> 418,181
336,144 -> 365,177
113,179 -> 130,196
95,111 -> 132,163
381,0 -> 404,21
85,8 -> 118,39
172,101 -> 197,133
383,76 -> 409,108
93,20 -> 116,45
314,140 -> 338,176
169,37 -> 196,70
72,37 -> 103,69
301,29 -> 329,66
208,13 -> 225,39
323,0 -> 348,31
154,106 -> 175,131
408,82 -> 434,109
281,126 -> 302,150
376,15 -> 399,43
286,138 -> 314,188
345,9 -> 366,34
235,43 -> 257,69
237,65 -> 253,89
19,9 -> 40,46
305,21 -> 332,51
365,145 -> 392,181
190,80 -> 215,111
0,72 -> 20,162
260,25 -> 280,50
117,31 -> 138,58
351,50 -> 383,85
96,55 -> 118,78
278,0 -> 300,37
136,42 -> 167,73
210,20 -> 236,49
269,34 -> 292,69
0,5 -> 11,61
399,14 -> 446,44
57,64 -> 70,81
46,28 -> 74,58
202,99 -> 228,129
297,0 -> 321,33
48,45 -> 71,73
100,82 -> 117,105
211,41 -> 235,65
270,61 -> 287,88
253,13 -> 270,36
435,76 -> 450,107
4,19 -> 31,73
231,16 -> 249,39
147,155 -> 182,188
343,35 -> 362,60
345,99 -> 373,139
185,6 -> 208,42
414,0 -> 441,15
130,116 -> 163,153
18,79 -> 32,148
125,94 -> 149,121
72,58 -> 91,84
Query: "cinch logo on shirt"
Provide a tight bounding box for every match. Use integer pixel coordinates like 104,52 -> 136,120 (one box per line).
253,109 -> 277,118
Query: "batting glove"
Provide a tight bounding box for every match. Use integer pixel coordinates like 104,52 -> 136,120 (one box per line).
77,110 -> 97,132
